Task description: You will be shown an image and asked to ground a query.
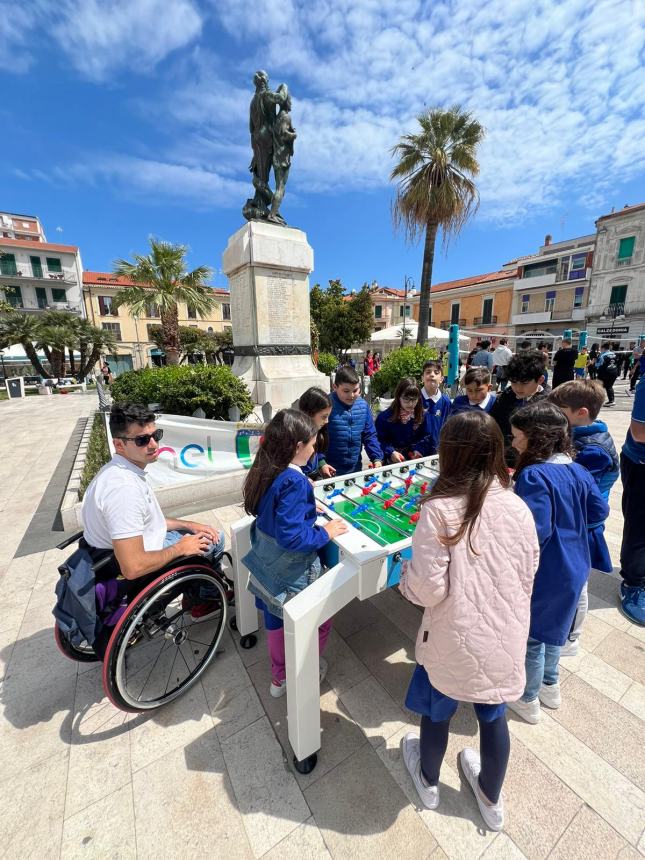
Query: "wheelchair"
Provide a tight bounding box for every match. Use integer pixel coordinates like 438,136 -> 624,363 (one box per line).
53,531 -> 241,712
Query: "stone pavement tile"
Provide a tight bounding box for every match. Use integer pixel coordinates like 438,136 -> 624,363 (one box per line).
345,616 -> 416,705
550,675 -> 645,792
129,678 -> 214,773
508,712 -> 645,845
0,595 -> 29,635
0,674 -> 75,783
133,728 -> 254,860
64,666 -> 134,819
61,783 -> 136,860
0,624 -> 19,680
201,631 -> 265,741
428,848 -> 450,859
0,749 -> 68,859
376,724 -> 495,858
579,614 -> 614,654
501,735 -> 581,859
233,624 -> 268,668
594,628 -> 645,685
588,570 -> 624,604
549,804 -> 642,860
26,560 -> 61,611
339,675 -> 408,747
572,652 -> 633,702
305,741 -> 437,860
587,593 -> 631,633
323,627 -> 371,695
621,683 -> 645,722
247,656 -> 367,789
220,716 -> 310,857
481,834 -> 528,858
261,816 -> 331,859
333,595 -> 383,639
370,586 -> 423,642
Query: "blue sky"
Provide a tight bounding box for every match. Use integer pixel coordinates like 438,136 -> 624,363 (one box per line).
2,0 -> 644,293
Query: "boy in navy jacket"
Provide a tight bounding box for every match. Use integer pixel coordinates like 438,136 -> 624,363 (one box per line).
420,360 -> 451,454
450,368 -> 497,416
326,367 -> 383,475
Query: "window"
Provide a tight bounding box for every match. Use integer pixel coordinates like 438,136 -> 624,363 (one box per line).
570,253 -> 586,271
98,295 -> 117,316
30,256 -> 43,278
521,294 -> 530,313
147,324 -> 159,340
207,327 -> 214,333
101,322 -> 122,341
0,253 -> 17,276
609,285 -> 627,307
428,306 -> 432,324
187,305 -> 197,320
51,288 -> 67,303
523,260 -> 557,278
450,302 -> 460,324
399,304 -> 411,318
544,291 -> 556,312
482,297 -> 493,324
46,257 -> 62,273
3,285 -> 22,307
617,236 -> 635,263
222,303 -> 231,321
146,303 -> 159,318
375,305 -> 382,319
573,286 -> 584,308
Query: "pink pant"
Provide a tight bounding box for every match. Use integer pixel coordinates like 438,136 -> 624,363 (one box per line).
266,619 -> 333,684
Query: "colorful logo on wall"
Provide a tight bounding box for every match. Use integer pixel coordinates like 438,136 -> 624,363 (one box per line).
157,428 -> 264,470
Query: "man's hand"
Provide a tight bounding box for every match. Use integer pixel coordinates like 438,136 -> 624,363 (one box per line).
324,519 -> 349,539
320,464 -> 336,477
175,532 -> 212,557
390,452 -> 405,464
181,521 -> 220,545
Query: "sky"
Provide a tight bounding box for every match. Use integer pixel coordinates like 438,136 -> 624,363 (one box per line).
1,0 -> 644,294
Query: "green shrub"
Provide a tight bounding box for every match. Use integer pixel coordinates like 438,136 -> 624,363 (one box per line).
110,364 -> 254,420
79,412 -> 110,499
316,352 -> 337,375
370,345 -> 439,396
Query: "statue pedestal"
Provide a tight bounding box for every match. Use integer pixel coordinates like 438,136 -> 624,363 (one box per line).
222,221 -> 327,410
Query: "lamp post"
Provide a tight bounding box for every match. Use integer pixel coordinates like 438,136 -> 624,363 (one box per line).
600,302 -> 625,346
401,275 -> 414,349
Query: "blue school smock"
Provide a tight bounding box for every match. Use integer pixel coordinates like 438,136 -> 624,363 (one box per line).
302,451 -> 326,478
515,460 -> 610,645
255,466 -> 329,553
326,392 -> 383,475
450,393 -> 497,416
420,391 -> 452,455
375,407 -> 429,460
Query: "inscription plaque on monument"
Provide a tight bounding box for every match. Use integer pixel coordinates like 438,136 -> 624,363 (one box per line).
266,271 -> 296,344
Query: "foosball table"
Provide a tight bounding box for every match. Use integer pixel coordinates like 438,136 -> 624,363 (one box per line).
231,454 -> 440,772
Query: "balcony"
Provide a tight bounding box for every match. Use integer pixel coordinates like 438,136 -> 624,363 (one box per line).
616,258 -> 632,267
511,307 -> 586,325
513,272 -> 557,291
473,316 -> 498,326
511,311 -> 553,325
0,262 -> 77,284
440,319 -> 466,329
0,296 -> 82,314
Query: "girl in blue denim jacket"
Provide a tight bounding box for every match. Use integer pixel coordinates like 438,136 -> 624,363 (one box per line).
242,409 -> 348,697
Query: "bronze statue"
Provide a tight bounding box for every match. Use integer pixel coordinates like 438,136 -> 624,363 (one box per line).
242,71 -> 296,226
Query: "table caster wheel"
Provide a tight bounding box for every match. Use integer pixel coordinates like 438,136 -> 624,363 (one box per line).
229,615 -> 237,632
240,634 -> 257,650
293,752 -> 317,774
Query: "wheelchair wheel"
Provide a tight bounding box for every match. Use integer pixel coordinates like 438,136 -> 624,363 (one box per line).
102,564 -> 227,712
54,624 -> 100,663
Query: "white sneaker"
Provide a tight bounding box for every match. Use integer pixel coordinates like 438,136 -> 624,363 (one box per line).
400,732 -> 440,809
507,697 -> 541,724
539,682 -> 561,709
459,748 -> 504,831
270,658 -> 328,699
560,640 -> 579,657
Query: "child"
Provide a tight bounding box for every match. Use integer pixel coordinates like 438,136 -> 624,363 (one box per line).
375,378 -> 432,463
298,387 -> 336,479
241,409 -> 348,697
399,411 -> 539,831
574,347 -> 588,378
549,380 -> 619,654
326,366 -> 383,475
450,368 -> 496,415
490,350 -> 551,466
420,360 -> 452,454
507,402 -> 609,724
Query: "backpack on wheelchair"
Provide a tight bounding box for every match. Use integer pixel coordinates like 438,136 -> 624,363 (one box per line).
53,530 -> 235,712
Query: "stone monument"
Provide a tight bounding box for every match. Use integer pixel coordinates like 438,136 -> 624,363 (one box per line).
223,71 -> 326,409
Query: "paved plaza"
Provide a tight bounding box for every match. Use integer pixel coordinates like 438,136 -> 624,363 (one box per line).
0,388 -> 644,859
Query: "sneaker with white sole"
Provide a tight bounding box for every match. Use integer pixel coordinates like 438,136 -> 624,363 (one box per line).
539,682 -> 561,709
269,658 -> 329,699
507,697 -> 541,724
400,733 -> 439,809
459,748 -> 504,831
560,639 -> 579,658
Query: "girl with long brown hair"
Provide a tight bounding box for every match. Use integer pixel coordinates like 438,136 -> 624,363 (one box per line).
375,377 -> 430,463
398,410 -> 540,831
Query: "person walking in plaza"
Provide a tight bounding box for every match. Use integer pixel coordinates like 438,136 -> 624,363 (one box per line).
587,344 -> 600,379
363,350 -> 375,377
507,402 -> 609,724
375,377 -> 431,463
628,343 -> 643,396
373,352 -> 382,372
551,338 -> 578,389
241,409 -> 348,697
470,340 -> 494,372
491,339 -> 513,391
574,347 -> 588,378
325,366 -> 383,475
398,410 -> 539,831
595,342 -> 620,406
618,372 -> 645,624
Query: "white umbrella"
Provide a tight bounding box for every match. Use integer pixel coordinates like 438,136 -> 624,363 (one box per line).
370,323 -> 469,343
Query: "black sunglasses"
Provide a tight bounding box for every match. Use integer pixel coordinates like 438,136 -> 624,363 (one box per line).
117,429 -> 164,447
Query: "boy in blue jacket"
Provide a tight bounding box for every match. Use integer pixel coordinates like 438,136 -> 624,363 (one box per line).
450,368 -> 497,415
326,366 -> 383,475
420,360 -> 452,454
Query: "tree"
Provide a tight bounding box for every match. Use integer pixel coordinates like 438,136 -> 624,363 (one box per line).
75,321 -> 117,379
0,312 -> 50,377
347,285 -> 373,346
112,238 -> 215,365
391,105 -> 484,345
309,280 -> 371,356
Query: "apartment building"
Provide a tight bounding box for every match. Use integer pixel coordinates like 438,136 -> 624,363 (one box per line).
586,204 -> 645,347
426,268 -> 516,336
82,272 -> 231,375
0,212 -> 84,315
368,282 -> 419,330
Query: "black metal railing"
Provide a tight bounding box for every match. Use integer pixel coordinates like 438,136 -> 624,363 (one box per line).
440,319 -> 466,329
473,316 -> 497,326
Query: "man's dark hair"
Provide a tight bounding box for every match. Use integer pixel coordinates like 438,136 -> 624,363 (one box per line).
335,366 -> 360,386
480,340 -> 491,350
499,338 -> 508,345
601,342 -> 610,350
464,367 -> 492,387
422,359 -> 443,374
507,350 -> 546,383
109,403 -> 156,438
519,340 -> 531,351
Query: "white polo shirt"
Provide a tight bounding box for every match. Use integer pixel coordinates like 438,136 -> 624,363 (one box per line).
81,454 -> 167,551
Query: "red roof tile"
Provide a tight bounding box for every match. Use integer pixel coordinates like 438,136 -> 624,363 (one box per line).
597,202 -> 645,222
430,269 -> 517,293
83,270 -> 229,295
0,237 -> 79,253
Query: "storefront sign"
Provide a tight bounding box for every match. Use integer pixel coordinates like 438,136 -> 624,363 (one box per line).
595,326 -> 629,335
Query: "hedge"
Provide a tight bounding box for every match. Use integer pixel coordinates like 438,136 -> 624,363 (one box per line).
79,412 -> 110,499
316,352 -> 338,375
370,345 -> 439,396
110,365 -> 254,420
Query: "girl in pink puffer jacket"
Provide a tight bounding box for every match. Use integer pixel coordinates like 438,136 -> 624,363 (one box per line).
399,410 -> 539,832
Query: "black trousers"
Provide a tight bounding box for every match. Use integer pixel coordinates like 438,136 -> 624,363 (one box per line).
620,453 -> 645,588
600,374 -> 616,403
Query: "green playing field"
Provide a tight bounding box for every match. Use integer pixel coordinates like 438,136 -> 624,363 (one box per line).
331,489 -> 420,546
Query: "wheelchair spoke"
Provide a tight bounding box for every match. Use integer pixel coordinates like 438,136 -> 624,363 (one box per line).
130,638 -> 173,700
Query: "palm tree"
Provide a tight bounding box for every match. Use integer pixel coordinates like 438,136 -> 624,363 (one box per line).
112,238 -> 215,365
0,312 -> 50,377
75,320 -> 116,379
391,105 -> 485,345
